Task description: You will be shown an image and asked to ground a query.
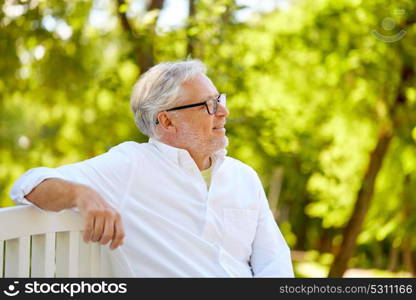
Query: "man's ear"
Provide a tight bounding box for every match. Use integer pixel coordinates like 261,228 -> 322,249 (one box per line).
157,112 -> 176,133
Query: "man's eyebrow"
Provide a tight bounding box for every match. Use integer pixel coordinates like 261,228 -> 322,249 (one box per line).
203,93 -> 220,100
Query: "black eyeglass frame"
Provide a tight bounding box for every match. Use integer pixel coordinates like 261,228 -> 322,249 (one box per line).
155,93 -> 225,124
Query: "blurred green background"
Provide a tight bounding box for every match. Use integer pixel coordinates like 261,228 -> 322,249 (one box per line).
1,0 -> 415,277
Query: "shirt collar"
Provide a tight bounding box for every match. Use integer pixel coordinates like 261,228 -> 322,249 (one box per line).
148,138 -> 227,172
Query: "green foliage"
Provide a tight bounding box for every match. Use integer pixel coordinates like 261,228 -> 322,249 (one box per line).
1,0 -> 415,275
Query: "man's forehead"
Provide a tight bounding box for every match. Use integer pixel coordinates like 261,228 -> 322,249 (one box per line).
180,74 -> 218,102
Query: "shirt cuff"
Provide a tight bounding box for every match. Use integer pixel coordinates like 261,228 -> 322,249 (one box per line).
10,167 -> 66,206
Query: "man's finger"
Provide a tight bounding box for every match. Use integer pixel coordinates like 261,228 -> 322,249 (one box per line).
83,214 -> 94,243
91,213 -> 105,242
99,217 -> 115,245
110,218 -> 125,250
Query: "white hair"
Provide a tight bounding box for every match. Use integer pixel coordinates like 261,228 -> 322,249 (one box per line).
130,59 -> 207,138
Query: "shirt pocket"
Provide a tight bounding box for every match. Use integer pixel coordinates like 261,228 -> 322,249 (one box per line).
223,208 -> 258,262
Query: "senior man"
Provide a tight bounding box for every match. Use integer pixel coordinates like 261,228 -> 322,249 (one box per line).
10,59 -> 294,277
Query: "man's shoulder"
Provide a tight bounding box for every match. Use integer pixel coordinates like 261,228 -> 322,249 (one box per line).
103,141 -> 154,163
224,156 -> 258,178
110,141 -> 141,151
108,141 -> 153,154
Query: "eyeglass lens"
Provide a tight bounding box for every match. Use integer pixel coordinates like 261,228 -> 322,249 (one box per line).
207,94 -> 226,115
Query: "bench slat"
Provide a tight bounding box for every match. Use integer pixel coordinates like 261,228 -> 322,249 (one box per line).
44,233 -> 56,277
5,239 -> 18,277
56,232 -> 69,277
19,236 -> 30,277
5,237 -> 30,277
32,233 -> 56,277
90,243 -> 101,276
0,240 -> 4,278
78,234 -> 89,277
68,231 -> 79,277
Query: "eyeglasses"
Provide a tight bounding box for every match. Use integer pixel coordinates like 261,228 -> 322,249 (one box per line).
156,93 -> 226,124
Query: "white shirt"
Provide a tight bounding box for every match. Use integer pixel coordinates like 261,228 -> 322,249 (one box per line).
10,138 -> 294,277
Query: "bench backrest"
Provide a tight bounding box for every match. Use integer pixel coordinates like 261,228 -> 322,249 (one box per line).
0,205 -> 111,277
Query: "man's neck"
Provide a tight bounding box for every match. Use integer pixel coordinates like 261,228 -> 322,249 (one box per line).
156,137 -> 213,171
190,153 -> 212,171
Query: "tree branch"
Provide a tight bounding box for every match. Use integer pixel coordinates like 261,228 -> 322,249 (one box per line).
116,0 -> 134,35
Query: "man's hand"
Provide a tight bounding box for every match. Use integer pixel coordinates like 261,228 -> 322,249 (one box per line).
26,178 -> 125,250
73,185 -> 125,250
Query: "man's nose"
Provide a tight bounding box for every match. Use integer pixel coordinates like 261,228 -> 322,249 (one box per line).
216,104 -> 229,118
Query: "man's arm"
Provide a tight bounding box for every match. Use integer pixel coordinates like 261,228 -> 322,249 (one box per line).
250,179 -> 294,277
26,178 -> 124,250
10,143 -> 133,250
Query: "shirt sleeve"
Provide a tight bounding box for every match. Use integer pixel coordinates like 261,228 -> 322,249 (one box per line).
250,177 -> 294,277
10,143 -> 134,210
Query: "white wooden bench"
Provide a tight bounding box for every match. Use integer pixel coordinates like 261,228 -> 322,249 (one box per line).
0,205 -> 111,277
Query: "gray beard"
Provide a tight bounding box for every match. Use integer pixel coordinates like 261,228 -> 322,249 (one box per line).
182,129 -> 228,155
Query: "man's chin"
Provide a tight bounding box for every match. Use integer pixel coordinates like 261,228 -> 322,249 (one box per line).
222,135 -> 229,148
212,135 -> 229,152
